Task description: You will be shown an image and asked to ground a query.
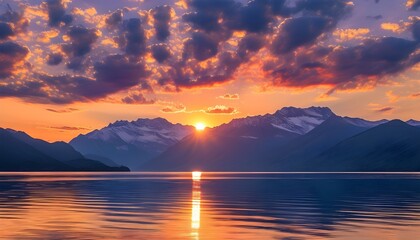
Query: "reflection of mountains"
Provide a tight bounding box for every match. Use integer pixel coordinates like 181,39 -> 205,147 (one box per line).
1,174 -> 420,239
202,176 -> 420,237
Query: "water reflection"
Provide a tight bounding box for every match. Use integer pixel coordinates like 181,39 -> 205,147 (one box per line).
191,172 -> 201,239
0,172 -> 420,239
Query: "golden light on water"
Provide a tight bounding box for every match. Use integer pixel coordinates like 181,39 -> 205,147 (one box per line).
192,171 -> 202,180
191,171 -> 201,239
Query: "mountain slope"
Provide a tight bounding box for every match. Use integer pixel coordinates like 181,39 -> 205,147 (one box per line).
0,128 -> 72,171
7,129 -> 84,161
141,126 -> 299,171
271,116 -> 370,170
70,118 -> 194,170
407,119 -> 420,127
0,128 -> 129,171
218,106 -> 334,136
309,120 -> 420,171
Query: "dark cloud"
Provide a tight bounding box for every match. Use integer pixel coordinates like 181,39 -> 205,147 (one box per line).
47,126 -> 90,131
66,57 -> 89,71
0,81 -> 48,101
1,55 -> 149,104
46,53 -> 63,65
105,9 -> 123,27
121,93 -> 155,104
62,26 -> 99,57
237,34 -> 264,58
163,0 -> 353,89
272,17 -> 329,54
45,0 -> 73,27
265,37 -> 419,93
375,107 -> 393,112
331,37 -> 418,80
0,4 -> 29,36
0,41 -> 29,78
183,12 -> 220,32
46,108 -> 78,113
151,6 -> 172,41
151,44 -> 171,63
367,15 -> 383,20
230,0 -> 273,33
183,32 -> 219,61
88,54 -> 149,98
205,105 -> 238,114
412,20 -> 420,42
0,22 -> 14,39
116,18 -> 147,57
160,50 -> 242,88
408,0 -> 420,10
296,0 -> 353,19
183,0 -> 292,33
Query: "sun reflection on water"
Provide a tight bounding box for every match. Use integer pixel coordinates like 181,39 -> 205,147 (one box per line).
191,171 -> 201,240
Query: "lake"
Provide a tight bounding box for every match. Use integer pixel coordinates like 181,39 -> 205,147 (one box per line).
0,172 -> 420,239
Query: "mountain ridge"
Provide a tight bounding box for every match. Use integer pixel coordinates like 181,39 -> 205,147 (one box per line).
0,128 -> 129,171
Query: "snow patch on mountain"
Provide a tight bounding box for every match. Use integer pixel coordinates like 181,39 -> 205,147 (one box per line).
407,119 -> 420,126
224,106 -> 334,135
343,117 -> 388,128
85,118 -> 192,145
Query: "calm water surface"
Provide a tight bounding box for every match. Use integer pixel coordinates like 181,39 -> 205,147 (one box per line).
0,172 -> 420,240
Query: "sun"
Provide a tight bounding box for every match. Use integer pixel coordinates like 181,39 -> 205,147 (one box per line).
195,122 -> 206,131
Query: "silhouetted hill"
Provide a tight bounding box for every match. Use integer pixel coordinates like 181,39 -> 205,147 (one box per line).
0,129 -> 71,171
0,128 -> 129,171
309,120 -> 420,171
7,129 -> 84,161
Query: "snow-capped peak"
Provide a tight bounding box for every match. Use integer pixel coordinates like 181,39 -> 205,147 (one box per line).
220,106 -> 334,135
83,118 -> 194,145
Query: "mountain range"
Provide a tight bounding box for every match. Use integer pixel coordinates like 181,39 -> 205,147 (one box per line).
2,106 -> 420,172
141,107 -> 420,171
0,128 -> 129,171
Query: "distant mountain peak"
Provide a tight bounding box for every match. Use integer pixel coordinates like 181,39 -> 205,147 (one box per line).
107,117 -> 178,129
220,106 -> 334,136
407,119 -> 420,126
274,106 -> 334,117
70,116 -> 195,170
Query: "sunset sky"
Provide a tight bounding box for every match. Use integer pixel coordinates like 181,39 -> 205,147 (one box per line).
0,0 -> 419,142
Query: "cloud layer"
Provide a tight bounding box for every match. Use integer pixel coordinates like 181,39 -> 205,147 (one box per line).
0,0 -> 418,105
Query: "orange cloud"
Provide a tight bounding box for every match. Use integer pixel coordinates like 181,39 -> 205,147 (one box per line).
160,102 -> 186,113
218,93 -> 239,100
409,92 -> 420,98
37,29 -> 60,43
386,91 -> 400,103
46,108 -> 79,113
376,106 -> 394,112
47,126 -> 91,131
333,28 -> 370,41
381,22 -> 403,33
204,105 -> 238,114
